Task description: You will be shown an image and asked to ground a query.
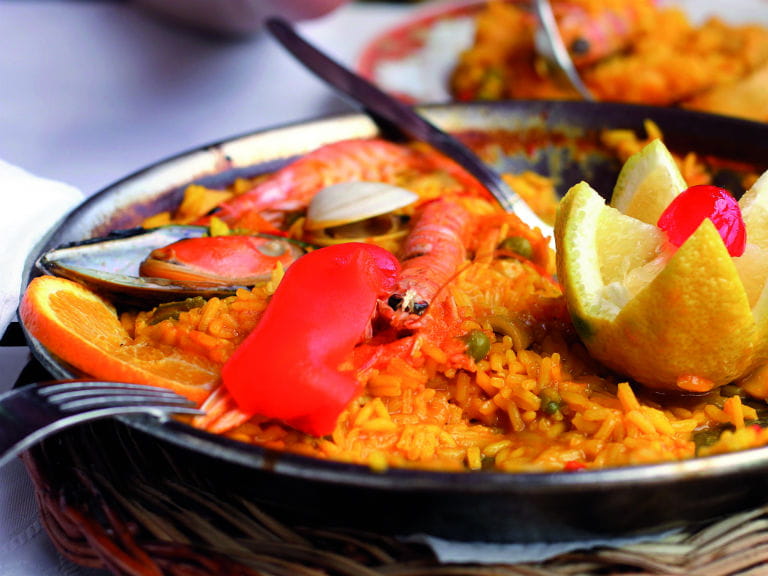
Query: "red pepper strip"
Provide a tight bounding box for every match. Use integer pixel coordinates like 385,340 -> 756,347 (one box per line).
222,243 -> 400,436
564,460 -> 587,472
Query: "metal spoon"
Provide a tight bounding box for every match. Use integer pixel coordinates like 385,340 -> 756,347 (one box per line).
265,17 -> 555,249
533,0 -> 595,101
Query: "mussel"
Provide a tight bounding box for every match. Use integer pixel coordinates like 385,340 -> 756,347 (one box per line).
37,225 -> 305,306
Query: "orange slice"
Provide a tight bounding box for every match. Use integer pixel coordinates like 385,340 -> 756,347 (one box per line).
19,275 -> 219,403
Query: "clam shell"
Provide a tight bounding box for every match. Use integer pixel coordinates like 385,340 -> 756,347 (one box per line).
304,181 -> 418,231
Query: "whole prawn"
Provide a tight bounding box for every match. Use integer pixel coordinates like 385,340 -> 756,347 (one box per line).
206,138 -> 490,231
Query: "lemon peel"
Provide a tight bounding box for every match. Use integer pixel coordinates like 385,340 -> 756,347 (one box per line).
556,156 -> 768,391
739,171 -> 768,354
739,170 -> 768,249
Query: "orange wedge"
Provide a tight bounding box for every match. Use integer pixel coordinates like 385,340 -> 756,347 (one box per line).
19,275 -> 219,403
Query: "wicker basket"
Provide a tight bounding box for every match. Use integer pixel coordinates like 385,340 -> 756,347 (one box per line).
22,413 -> 768,576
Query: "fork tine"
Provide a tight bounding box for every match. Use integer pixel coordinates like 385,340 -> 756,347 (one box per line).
0,380 -> 206,469
37,380 -> 149,392
56,402 -> 204,415
37,381 -> 185,397
56,394 -> 199,413
43,386 -> 192,403
37,381 -> 200,413
37,381 -> 198,407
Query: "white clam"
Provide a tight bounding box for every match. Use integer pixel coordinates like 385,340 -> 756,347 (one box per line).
305,181 -> 418,231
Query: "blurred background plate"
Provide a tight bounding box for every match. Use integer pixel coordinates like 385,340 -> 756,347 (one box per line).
358,0 -> 768,105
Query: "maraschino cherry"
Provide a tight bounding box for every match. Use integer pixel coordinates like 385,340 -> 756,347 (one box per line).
657,184 -> 746,257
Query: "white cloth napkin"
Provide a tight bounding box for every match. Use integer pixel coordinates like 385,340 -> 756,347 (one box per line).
0,160 -> 98,576
0,159 -> 83,336
411,529 -> 678,565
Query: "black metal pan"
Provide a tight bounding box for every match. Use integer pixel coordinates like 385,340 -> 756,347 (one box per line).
20,100 -> 768,543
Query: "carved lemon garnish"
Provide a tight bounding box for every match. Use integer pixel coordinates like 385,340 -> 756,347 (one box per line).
555,140 -> 768,392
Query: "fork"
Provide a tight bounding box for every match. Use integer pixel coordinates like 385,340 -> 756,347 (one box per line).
533,0 -> 595,101
0,380 -> 203,468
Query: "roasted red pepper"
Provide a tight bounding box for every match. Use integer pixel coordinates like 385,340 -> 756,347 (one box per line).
222,243 -> 400,436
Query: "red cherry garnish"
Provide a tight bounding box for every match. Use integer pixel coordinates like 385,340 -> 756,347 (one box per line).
656,185 -> 746,257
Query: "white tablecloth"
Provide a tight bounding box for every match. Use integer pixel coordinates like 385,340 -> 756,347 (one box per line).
0,2 -> 412,573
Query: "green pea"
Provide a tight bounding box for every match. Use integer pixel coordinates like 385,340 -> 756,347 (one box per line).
465,330 -> 491,361
540,388 -> 563,415
499,236 -> 533,260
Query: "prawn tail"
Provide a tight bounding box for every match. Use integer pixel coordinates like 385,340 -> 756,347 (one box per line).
193,384 -> 252,434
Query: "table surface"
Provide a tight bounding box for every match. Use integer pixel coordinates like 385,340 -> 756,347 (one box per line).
0,2 -> 413,574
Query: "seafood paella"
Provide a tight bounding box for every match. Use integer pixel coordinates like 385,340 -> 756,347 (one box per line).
440,0 -> 768,121
19,121 -> 768,474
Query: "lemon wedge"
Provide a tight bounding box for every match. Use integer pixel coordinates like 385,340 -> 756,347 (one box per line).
556,144 -> 768,392
610,138 -> 687,225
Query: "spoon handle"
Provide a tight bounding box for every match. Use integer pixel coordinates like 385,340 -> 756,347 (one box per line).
265,18 -> 554,245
